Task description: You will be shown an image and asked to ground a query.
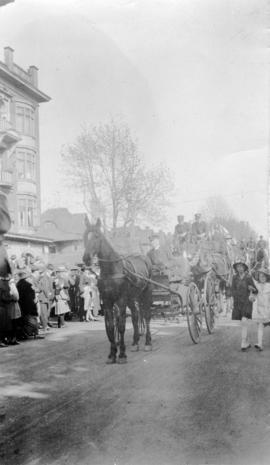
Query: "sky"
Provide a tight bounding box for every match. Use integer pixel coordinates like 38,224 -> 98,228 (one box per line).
0,0 -> 268,233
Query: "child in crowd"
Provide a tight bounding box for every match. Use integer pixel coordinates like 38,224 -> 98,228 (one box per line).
231,259 -> 258,351
252,267 -> 270,351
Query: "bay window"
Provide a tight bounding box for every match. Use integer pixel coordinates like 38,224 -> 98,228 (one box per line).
17,149 -> 36,181
16,104 -> 35,136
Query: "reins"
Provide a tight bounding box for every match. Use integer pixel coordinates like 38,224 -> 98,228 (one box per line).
97,253 -> 144,264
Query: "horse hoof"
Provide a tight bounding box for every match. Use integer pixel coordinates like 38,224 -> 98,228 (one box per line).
130,344 -> 139,352
106,358 -> 116,364
117,357 -> 127,364
144,345 -> 152,352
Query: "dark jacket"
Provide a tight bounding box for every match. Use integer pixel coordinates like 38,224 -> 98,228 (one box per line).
17,278 -> 38,316
231,272 -> 258,320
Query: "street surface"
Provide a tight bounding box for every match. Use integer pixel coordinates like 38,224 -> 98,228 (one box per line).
1,316 -> 270,465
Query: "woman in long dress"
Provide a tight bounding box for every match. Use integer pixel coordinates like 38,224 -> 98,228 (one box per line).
16,268 -> 40,339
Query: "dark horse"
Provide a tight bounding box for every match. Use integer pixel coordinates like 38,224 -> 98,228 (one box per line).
83,218 -> 153,364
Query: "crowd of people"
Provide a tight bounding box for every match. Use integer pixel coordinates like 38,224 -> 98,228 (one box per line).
0,253 -> 101,348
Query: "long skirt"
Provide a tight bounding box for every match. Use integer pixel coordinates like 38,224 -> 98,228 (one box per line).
0,304 -> 12,338
55,300 -> 70,316
21,315 -> 38,337
8,301 -> 21,320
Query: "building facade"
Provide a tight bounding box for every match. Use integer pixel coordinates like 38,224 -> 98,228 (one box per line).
0,46 -> 52,259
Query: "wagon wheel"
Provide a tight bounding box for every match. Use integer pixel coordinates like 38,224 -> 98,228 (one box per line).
186,282 -> 202,344
170,293 -> 183,317
135,301 -> 145,336
203,272 -> 216,334
105,304 -> 120,345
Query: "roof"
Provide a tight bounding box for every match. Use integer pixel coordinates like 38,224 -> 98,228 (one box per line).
0,61 -> 50,103
5,231 -> 53,244
38,208 -> 85,242
0,0 -> 14,5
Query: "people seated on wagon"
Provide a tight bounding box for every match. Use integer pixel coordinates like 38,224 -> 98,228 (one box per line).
147,234 -> 173,274
173,215 -> 189,255
147,233 -> 190,281
191,213 -> 208,243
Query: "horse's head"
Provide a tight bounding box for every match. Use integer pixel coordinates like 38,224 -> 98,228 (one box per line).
83,217 -> 102,266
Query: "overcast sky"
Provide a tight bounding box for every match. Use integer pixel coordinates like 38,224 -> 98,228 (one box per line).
0,0 -> 268,233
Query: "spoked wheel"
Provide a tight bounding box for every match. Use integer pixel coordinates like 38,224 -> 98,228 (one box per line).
186,282 -> 202,344
135,301 -> 145,336
203,272 -> 216,334
105,304 -> 120,345
170,293 -> 184,317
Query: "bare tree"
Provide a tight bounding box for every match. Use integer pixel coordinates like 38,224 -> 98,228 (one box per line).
61,119 -> 174,232
200,195 -> 256,240
200,195 -> 234,221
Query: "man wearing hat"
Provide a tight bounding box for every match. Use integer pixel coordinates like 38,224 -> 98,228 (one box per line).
147,234 -> 173,273
174,215 -> 189,254
231,259 -> 258,351
191,213 -> 207,243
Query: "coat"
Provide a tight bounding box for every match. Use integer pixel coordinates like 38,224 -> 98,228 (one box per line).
38,274 -> 53,304
231,273 -> 258,320
17,278 -> 38,316
0,278 -> 15,335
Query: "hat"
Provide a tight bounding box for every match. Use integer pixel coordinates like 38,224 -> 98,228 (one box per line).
56,265 -> 67,273
31,262 -> 46,273
233,259 -> 249,272
16,267 -> 30,279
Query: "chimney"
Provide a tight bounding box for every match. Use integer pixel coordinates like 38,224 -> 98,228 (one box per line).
4,46 -> 14,69
28,65 -> 38,87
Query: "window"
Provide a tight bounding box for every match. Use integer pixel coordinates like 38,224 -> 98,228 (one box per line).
15,104 -> 35,136
17,150 -> 36,180
18,197 -> 37,228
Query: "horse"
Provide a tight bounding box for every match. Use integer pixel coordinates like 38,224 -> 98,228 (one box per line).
83,218 -> 153,364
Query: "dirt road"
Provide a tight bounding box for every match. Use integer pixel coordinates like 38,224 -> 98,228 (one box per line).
1,317 -> 270,465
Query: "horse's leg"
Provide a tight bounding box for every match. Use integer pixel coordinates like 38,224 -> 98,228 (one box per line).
104,304 -> 117,364
117,299 -> 127,363
141,286 -> 152,351
128,299 -> 140,351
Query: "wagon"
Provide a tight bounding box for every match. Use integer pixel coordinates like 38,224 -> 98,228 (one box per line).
149,266 -> 217,344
